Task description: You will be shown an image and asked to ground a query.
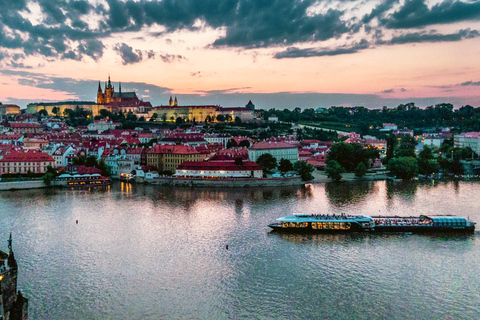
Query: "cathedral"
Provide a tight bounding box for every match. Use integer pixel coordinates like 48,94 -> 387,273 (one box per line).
97,75 -> 138,105
97,76 -> 152,114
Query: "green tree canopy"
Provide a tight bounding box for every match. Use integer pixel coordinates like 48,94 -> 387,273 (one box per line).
388,157 -> 418,180
226,138 -> 238,149
325,160 -> 344,182
293,160 -> 315,181
256,153 -> 277,173
278,158 -> 293,173
355,162 -> 367,178
238,140 -> 250,148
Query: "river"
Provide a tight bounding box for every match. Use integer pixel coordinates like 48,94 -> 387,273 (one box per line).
1,180 -> 479,319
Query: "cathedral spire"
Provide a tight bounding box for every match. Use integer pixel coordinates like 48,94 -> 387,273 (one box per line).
8,232 -> 12,253
98,81 -> 102,92
107,74 -> 112,89
169,96 -> 173,107
174,96 -> 178,106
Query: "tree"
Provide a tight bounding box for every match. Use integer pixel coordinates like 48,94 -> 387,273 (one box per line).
326,142 -> 366,172
38,109 -> 48,117
52,107 -> 60,117
43,173 -> 55,186
256,153 -> 277,173
325,160 -> 344,181
85,156 -> 97,167
417,146 -> 437,176
226,138 -> 238,149
216,114 -> 225,122
355,162 -> 367,178
235,116 -> 242,124
238,140 -> 250,148
278,158 -> 293,173
388,157 -> 418,180
395,135 -> 416,158
293,160 -> 314,181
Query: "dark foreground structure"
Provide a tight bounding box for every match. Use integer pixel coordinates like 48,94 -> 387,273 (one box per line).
269,213 -> 476,234
0,234 -> 28,320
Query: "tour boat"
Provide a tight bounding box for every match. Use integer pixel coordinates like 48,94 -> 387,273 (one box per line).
268,213 -> 476,234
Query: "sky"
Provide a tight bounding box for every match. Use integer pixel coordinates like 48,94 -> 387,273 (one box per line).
0,0 -> 479,110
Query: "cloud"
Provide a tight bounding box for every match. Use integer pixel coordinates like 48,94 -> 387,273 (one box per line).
114,43 -> 143,64
275,39 -> 369,59
460,81 -> 480,86
389,29 -> 480,44
383,0 -> 480,29
158,53 -> 184,63
1,0 -> 480,64
0,69 -> 172,103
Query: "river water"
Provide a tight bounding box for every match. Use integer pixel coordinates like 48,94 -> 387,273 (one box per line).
1,180 -> 480,319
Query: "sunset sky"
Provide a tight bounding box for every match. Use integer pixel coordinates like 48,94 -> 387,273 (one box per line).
0,0 -> 479,110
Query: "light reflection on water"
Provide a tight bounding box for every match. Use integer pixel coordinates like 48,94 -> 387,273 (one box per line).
0,180 -> 479,319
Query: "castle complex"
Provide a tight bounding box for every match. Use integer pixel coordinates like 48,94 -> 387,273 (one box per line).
26,76 -> 255,122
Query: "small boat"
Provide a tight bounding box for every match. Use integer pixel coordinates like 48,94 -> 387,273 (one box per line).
268,213 -> 476,234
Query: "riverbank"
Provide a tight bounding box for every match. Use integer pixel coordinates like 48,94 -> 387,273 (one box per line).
311,170 -> 389,183
145,176 -> 306,187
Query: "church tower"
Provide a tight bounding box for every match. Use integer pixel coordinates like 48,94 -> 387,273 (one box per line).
169,96 -> 173,107
97,81 -> 104,104
105,75 -> 114,104
174,96 -> 178,106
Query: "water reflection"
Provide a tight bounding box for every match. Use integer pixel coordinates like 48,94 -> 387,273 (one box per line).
271,231 -> 475,244
325,181 -> 376,207
386,180 -> 418,202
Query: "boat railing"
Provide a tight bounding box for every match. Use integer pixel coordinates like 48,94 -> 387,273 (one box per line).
306,214 -> 365,220
373,217 -> 433,226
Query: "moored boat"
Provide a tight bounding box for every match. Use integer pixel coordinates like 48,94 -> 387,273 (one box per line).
268,213 -> 476,234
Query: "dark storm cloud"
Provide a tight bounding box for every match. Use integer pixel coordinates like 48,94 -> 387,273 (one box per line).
362,0 -> 398,24
383,0 -> 480,29
460,81 -> 480,86
389,29 -> 480,44
114,43 -> 143,64
78,39 -> 105,61
1,0 -> 480,64
275,39 -> 369,58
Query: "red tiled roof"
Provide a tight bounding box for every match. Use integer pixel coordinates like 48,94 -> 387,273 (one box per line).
249,141 -> 298,149
0,150 -> 55,162
10,123 -> 42,128
148,144 -> 200,155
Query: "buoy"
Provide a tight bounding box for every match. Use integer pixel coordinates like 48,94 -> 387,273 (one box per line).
76,220 -> 78,224
226,245 -> 229,250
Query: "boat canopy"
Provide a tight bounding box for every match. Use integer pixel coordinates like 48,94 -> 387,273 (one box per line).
425,216 -> 468,226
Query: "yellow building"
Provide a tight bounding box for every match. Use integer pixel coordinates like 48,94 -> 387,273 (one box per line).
26,101 -> 102,117
0,104 -> 20,115
146,144 -> 208,173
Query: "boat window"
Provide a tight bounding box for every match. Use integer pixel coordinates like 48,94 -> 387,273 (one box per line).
345,222 -> 351,230
311,222 -> 317,229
